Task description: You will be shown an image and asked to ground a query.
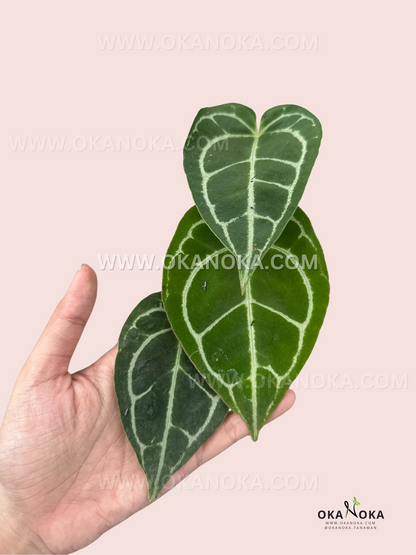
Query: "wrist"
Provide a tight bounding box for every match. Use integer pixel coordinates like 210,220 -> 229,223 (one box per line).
0,486 -> 49,554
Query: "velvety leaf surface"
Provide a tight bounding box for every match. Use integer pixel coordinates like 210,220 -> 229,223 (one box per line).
183,103 -> 322,292
162,207 -> 330,440
115,292 -> 229,500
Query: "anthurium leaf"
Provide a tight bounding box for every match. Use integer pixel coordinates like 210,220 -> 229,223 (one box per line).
183,103 -> 322,292
114,292 -> 229,501
162,206 -> 329,441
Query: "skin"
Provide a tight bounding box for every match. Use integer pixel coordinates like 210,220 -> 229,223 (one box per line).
0,265 -> 295,554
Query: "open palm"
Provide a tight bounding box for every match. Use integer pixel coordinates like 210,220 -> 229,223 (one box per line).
0,265 -> 295,554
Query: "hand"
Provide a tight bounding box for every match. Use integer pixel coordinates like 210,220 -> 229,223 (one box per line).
0,265 -> 295,554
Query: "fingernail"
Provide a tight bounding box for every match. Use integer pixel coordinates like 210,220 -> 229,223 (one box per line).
79,263 -> 91,271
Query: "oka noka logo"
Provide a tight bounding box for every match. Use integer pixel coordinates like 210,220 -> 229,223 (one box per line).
318,497 -> 384,520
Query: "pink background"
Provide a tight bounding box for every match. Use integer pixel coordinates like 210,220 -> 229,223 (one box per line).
1,1 -> 414,553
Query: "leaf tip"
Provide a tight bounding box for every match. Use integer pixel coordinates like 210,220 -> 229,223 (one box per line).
250,429 -> 260,442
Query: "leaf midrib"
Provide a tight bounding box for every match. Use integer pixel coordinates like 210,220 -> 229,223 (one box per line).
245,279 -> 258,438
152,343 -> 182,496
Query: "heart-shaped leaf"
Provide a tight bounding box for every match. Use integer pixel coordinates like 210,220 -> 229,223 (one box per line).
115,292 -> 229,500
184,103 -> 322,292
162,206 -> 329,440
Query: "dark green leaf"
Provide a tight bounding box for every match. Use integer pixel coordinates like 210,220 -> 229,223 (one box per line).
115,292 -> 229,500
162,206 -> 329,440
184,103 -> 322,292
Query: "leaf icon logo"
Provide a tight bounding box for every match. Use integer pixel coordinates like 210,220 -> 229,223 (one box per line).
345,497 -> 361,518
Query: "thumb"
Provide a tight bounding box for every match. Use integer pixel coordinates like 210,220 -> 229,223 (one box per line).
23,264 -> 98,382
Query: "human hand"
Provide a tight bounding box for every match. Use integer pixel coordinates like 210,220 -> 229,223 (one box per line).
0,265 -> 295,554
